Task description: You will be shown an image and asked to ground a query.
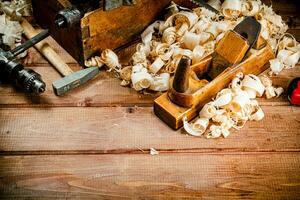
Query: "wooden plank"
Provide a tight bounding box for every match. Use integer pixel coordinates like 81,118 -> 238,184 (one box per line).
0,153 -> 299,199
0,66 -> 155,107
0,106 -> 299,152
0,64 -> 298,107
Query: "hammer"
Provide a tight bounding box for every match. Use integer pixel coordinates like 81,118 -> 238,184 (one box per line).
21,19 -> 99,96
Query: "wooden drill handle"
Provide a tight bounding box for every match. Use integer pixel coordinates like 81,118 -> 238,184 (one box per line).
21,19 -> 73,77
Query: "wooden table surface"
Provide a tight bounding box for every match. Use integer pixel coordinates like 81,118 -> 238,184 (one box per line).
1,1 -> 300,199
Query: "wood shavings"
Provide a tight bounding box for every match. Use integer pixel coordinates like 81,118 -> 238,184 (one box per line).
184,73 -> 284,139
150,148 -> 159,156
149,57 -> 165,74
241,0 -> 260,16
259,75 -> 272,87
199,103 -> 217,119
249,106 -> 264,121
274,87 -> 284,97
132,51 -> 147,65
0,14 -> 23,49
241,74 -> 265,98
207,0 -> 221,11
85,1 -> 297,94
259,74 -> 283,99
162,26 -> 176,45
120,66 -> 132,81
182,31 -> 209,50
190,18 -> 211,34
183,116 -> 209,137
85,49 -> 122,74
205,22 -> 222,39
101,49 -> 122,72
150,73 -> 170,92
264,85 -> 284,99
213,90 -> 232,107
131,65 -> 153,91
85,56 -> 104,68
193,7 -> 218,20
207,125 -> 224,138
269,34 -> 299,75
283,51 -> 300,69
269,58 -> 284,75
192,45 -> 205,64
264,85 -> 276,99
229,92 -> 251,112
221,0 -> 242,19
0,0 -> 32,20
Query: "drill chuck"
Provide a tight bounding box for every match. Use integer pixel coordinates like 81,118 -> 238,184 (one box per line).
55,7 -> 83,28
17,68 -> 46,93
0,59 -> 46,94
0,29 -> 49,94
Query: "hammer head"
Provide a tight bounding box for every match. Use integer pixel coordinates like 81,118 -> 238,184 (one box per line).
52,67 -> 99,96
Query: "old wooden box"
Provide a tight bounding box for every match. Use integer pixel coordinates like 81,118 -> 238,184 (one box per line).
31,0 -> 199,66
31,0 -> 170,65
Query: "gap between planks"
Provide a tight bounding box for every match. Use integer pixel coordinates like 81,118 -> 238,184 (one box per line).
1,148 -> 300,156
0,65 -> 298,108
1,106 -> 299,152
0,152 -> 299,199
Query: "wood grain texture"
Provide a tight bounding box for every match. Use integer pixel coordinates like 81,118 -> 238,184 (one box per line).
0,64 -> 298,107
0,106 -> 299,153
0,1 -> 299,199
0,153 -> 299,199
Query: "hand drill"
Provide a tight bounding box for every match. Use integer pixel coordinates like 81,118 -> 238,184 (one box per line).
0,30 -> 49,94
54,0 -> 136,28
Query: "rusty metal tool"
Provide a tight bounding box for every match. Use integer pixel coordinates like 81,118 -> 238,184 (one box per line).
154,17 -> 274,130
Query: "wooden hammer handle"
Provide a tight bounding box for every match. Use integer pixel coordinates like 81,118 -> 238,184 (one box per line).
21,19 -> 73,77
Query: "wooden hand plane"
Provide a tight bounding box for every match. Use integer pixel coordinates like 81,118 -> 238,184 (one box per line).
154,17 -> 275,130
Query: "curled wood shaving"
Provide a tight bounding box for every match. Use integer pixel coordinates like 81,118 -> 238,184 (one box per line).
150,73 -> 170,92
84,56 -> 104,68
183,116 -> 209,137
150,148 -> 159,156
149,57 -> 165,74
221,0 -> 242,19
213,90 -> 232,107
120,66 -> 132,81
0,14 -> 23,49
184,73 -> 284,139
241,74 -> 265,98
162,26 -> 176,45
0,1 -> 31,59
0,0 -> 32,20
207,0 -> 221,11
241,0 -> 260,16
85,49 -> 121,75
192,45 -> 205,64
131,65 -> 153,91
